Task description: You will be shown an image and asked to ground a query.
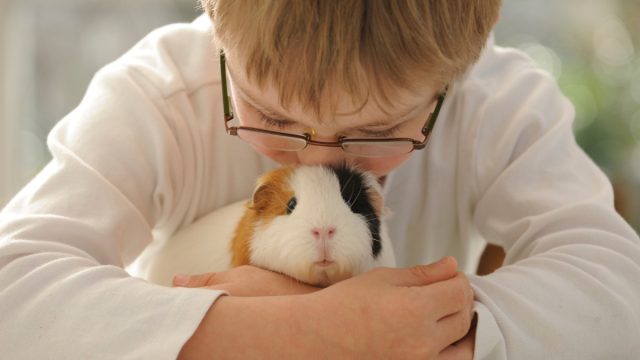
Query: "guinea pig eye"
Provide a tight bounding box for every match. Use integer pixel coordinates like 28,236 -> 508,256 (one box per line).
286,197 -> 297,214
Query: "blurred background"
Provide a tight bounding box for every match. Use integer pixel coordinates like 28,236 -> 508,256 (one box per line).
1,0 -> 639,231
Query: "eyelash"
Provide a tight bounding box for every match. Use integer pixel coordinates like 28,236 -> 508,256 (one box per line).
258,111 -> 402,137
258,113 -> 292,130
359,125 -> 402,138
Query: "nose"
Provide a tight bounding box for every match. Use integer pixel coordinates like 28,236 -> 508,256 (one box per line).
296,143 -> 346,166
311,226 -> 336,240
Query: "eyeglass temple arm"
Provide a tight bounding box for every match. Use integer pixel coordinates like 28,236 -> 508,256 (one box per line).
220,51 -> 232,119
423,89 -> 447,136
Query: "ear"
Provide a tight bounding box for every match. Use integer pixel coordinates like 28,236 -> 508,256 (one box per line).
247,166 -> 295,215
248,183 -> 275,214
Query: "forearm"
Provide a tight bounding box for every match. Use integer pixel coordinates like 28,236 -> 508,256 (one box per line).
179,295 -> 320,359
179,260 -> 474,359
0,243 -> 222,359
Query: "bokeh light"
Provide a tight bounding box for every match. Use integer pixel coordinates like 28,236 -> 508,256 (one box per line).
593,15 -> 635,68
517,42 -> 563,79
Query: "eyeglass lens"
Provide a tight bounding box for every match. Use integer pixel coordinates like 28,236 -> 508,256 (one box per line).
236,128 -> 414,157
236,128 -> 307,151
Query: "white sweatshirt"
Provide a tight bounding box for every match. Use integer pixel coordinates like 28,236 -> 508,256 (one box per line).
1,15 -> 639,360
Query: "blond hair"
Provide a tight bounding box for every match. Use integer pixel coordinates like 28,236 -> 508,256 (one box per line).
201,0 -> 502,117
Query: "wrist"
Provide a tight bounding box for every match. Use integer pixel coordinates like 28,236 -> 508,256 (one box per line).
294,290 -> 362,357
178,294 -> 313,359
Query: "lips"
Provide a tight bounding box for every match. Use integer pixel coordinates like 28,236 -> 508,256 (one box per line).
314,259 -> 335,267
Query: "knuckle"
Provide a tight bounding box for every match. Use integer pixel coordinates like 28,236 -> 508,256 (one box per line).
460,275 -> 475,305
450,281 -> 468,307
452,273 -> 474,305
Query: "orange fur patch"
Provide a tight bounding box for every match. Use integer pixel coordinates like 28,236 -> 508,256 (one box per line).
230,166 -> 295,267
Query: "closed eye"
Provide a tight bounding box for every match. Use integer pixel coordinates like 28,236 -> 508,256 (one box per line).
257,107 -> 404,137
356,123 -> 403,138
258,112 -> 294,130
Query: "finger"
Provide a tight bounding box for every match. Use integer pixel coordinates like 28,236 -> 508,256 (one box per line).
435,310 -> 477,354
434,311 -> 473,353
392,256 -> 459,287
424,273 -> 474,319
438,316 -> 477,360
438,335 -> 475,360
172,272 -> 218,288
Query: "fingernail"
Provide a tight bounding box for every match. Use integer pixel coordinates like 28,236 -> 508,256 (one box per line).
173,274 -> 190,286
437,256 -> 456,267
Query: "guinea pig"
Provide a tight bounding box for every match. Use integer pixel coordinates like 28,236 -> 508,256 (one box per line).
230,164 -> 395,286
143,164 -> 395,287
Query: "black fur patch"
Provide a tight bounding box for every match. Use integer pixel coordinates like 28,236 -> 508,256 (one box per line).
331,164 -> 382,258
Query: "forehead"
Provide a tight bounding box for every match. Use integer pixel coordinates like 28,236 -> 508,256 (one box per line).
225,52 -> 439,128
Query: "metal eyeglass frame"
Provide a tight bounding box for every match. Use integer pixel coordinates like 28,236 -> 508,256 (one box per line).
219,51 -> 447,154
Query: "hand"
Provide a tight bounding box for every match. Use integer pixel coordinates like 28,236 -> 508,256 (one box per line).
172,265 -> 319,296
301,256 -> 475,359
441,313 -> 477,359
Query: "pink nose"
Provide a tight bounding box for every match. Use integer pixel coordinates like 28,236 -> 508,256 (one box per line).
311,227 -> 336,240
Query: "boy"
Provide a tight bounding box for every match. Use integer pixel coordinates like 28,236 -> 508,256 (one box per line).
1,1 -> 639,359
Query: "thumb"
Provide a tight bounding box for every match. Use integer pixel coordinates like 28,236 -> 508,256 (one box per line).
395,256 -> 458,287
172,272 -> 217,288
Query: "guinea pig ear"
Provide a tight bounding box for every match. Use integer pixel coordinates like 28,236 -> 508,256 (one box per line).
248,183 -> 273,214
247,166 -> 295,215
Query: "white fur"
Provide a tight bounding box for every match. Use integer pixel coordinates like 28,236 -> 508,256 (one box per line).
143,200 -> 244,286
249,166 -> 395,286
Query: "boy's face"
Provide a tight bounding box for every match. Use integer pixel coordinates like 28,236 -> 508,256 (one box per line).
226,57 -> 440,178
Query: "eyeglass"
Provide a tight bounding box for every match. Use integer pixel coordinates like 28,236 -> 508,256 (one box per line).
219,51 -> 447,158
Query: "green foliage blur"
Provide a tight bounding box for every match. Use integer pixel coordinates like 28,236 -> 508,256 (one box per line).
495,0 -> 640,231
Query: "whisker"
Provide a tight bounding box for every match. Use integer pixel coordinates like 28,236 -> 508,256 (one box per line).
348,187 -> 364,208
341,171 -> 358,205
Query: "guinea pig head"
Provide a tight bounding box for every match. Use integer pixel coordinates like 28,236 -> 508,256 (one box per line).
234,165 -> 385,287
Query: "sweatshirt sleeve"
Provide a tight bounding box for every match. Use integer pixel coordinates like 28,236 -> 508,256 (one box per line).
465,50 -> 640,359
0,33 -> 226,359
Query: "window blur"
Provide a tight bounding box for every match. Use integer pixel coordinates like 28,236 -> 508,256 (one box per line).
0,0 -> 197,202
1,0 -> 638,230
